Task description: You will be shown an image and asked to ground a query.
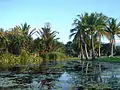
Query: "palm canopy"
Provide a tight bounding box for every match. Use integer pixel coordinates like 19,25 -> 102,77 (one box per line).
13,22 -> 31,36
106,18 -> 120,39
30,22 -> 61,53
40,23 -> 59,41
70,12 -> 109,59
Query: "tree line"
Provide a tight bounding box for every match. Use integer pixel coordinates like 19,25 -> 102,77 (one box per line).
68,12 -> 120,60
0,12 -> 120,61
0,22 -> 64,56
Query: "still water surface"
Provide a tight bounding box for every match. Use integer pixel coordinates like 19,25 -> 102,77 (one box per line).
0,60 -> 120,90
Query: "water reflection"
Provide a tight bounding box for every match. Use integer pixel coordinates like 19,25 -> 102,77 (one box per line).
0,60 -> 120,89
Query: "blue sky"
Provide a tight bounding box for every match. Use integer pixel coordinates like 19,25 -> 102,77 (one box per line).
0,0 -> 120,44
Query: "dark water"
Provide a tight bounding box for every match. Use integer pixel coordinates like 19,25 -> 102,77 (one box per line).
0,60 -> 120,90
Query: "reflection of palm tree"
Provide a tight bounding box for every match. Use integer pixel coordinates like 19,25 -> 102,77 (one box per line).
65,61 -> 103,85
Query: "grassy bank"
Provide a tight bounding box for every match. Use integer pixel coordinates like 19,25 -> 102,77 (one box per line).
66,56 -> 120,63
0,53 -> 43,70
66,57 -> 80,60
96,56 -> 120,63
0,51 -> 67,70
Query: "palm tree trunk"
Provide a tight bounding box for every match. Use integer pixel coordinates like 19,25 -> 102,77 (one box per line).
80,33 -> 85,60
80,44 -> 84,60
83,34 -> 89,60
91,35 -> 95,59
111,39 -> 114,56
98,34 -> 101,57
84,42 -> 89,60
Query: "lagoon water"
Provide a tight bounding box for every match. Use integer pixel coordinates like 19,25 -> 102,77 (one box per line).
0,61 -> 120,90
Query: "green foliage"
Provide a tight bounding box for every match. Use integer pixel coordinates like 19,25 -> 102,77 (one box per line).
66,57 -> 80,60
97,57 -> 120,62
0,22 -> 65,70
115,46 -> 120,56
31,23 -> 64,54
40,52 -> 66,61
85,83 -> 110,90
40,53 -> 49,61
0,52 -> 42,70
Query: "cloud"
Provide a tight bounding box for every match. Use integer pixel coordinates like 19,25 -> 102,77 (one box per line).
115,40 -> 120,43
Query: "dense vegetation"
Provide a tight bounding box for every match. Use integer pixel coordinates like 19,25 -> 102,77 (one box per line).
0,12 -> 120,69
68,12 -> 120,60
0,22 -> 66,69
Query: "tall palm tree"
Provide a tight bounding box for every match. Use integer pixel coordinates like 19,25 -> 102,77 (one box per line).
70,17 -> 89,60
30,22 -> 61,54
70,12 -> 109,59
106,18 -> 120,56
95,13 -> 108,57
82,12 -> 109,59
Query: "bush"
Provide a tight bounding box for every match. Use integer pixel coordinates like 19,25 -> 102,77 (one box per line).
115,46 -> 120,56
0,51 -> 43,70
40,52 -> 66,61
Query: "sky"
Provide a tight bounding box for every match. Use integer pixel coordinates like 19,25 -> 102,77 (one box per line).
0,0 -> 120,44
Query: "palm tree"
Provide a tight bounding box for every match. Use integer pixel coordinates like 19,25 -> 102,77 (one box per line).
16,22 -> 31,36
81,12 -> 109,59
70,12 -> 109,59
106,18 -> 120,56
14,23 -> 35,51
30,22 -> 61,54
70,17 -> 89,60
95,13 -> 108,57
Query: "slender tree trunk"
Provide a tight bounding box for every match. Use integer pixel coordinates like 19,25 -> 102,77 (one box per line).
84,42 -> 89,60
113,39 -> 116,53
80,44 -> 84,60
80,33 -> 85,60
98,34 -> 101,57
91,35 -> 95,59
83,34 -> 89,60
111,39 -> 114,57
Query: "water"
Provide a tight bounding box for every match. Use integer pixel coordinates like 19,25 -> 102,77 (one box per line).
0,61 -> 120,90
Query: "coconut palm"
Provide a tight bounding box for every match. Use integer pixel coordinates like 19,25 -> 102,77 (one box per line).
106,18 -> 120,56
70,12 -> 109,59
70,17 -> 89,60
94,13 -> 108,57
81,12 -> 109,59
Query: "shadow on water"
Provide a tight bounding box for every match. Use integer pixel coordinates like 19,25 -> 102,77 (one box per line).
0,60 -> 120,89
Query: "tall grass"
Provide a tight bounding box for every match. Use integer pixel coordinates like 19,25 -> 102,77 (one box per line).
0,51 -> 67,71
0,50 -> 42,70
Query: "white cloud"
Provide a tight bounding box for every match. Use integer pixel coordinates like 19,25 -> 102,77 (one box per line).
115,40 -> 120,43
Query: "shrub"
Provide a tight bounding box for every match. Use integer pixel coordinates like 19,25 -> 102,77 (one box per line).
40,52 -> 66,61
0,51 -> 43,70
